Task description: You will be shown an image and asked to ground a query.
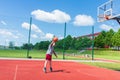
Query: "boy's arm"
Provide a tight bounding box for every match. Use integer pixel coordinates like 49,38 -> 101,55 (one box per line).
49,41 -> 54,48
53,50 -> 57,58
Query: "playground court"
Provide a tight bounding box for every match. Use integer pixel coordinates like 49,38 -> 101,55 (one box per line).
0,59 -> 120,80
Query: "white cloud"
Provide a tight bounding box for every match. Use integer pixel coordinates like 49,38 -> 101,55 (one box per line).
21,22 -> 62,41
59,36 -> 64,40
21,22 -> 44,34
31,34 -> 38,38
22,22 -> 56,40
44,33 -> 54,39
1,20 -> 7,25
0,29 -> 19,39
32,24 -> 43,34
31,9 -> 71,23
21,22 -> 29,29
39,33 -> 54,40
73,15 -> 95,26
100,24 -> 113,31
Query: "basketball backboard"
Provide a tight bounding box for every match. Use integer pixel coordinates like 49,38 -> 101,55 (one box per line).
97,0 -> 120,23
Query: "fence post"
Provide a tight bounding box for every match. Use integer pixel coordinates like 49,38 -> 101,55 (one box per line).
92,26 -> 94,60
63,22 -> 66,59
27,17 -> 32,58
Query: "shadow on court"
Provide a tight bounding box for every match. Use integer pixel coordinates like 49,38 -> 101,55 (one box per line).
52,69 -> 71,73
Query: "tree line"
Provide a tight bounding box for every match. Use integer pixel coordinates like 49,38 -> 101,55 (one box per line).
12,29 -> 120,50
21,35 -> 92,50
95,29 -> 120,49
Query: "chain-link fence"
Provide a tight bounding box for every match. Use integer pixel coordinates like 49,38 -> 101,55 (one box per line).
0,15 -> 95,60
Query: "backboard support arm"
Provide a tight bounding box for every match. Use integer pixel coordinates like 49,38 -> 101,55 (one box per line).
116,19 -> 120,25
113,17 -> 120,25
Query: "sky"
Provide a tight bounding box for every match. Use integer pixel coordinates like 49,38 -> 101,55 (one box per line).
0,0 -> 120,46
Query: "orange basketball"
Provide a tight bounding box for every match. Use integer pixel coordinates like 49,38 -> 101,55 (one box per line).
53,37 -> 58,42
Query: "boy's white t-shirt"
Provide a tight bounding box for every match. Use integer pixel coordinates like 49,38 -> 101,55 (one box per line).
46,44 -> 54,55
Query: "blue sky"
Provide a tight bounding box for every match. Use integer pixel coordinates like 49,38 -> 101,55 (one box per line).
0,0 -> 120,46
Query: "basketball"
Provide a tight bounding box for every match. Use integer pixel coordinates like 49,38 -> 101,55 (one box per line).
53,37 -> 58,42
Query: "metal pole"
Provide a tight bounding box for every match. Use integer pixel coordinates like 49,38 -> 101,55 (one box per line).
92,26 -> 94,60
63,22 -> 66,59
27,17 -> 32,58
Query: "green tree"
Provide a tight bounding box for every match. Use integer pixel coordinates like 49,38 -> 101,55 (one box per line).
38,41 -> 50,50
55,39 -> 64,49
105,29 -> 114,47
34,42 -> 40,50
22,43 -> 33,49
94,31 -> 106,48
65,35 -> 73,50
75,37 -> 92,50
9,41 -> 14,49
69,37 -> 76,50
112,29 -> 120,50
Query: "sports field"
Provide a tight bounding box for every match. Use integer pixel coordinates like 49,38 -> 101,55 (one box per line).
0,59 -> 120,80
1,0 -> 120,80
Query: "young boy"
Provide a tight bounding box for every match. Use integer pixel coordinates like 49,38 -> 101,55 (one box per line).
43,40 -> 57,73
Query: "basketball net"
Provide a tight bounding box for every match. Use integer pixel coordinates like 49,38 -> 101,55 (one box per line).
98,14 -> 111,22
105,15 -> 110,20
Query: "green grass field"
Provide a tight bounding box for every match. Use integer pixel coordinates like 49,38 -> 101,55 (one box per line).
94,49 -> 120,60
0,49 -> 120,60
81,49 -> 120,71
81,62 -> 120,71
0,49 -> 48,59
0,49 -> 92,60
0,49 -> 80,60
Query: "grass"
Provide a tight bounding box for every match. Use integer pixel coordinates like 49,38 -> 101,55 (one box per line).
0,49 -> 27,58
0,49 -> 81,60
0,49 -> 120,60
0,49 -> 46,58
81,62 -> 120,71
94,49 -> 120,60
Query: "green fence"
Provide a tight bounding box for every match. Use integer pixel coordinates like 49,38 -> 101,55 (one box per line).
0,15 -> 94,60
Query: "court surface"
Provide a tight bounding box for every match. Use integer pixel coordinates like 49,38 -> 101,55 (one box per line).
0,59 -> 120,80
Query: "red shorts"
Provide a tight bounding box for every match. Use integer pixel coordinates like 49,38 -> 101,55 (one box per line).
46,54 -> 52,61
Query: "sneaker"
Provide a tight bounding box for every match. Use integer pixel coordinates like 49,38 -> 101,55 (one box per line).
50,67 -> 52,72
43,67 -> 46,73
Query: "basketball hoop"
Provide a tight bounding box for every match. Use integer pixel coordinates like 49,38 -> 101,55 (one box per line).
97,0 -> 120,24
98,14 -> 111,22
105,15 -> 110,20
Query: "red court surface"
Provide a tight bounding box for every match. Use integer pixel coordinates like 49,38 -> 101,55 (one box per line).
0,59 -> 120,80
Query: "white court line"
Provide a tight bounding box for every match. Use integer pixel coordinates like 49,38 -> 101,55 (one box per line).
0,57 -> 105,63
13,65 -> 18,80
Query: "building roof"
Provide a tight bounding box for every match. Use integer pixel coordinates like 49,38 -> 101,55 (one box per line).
78,32 -> 101,38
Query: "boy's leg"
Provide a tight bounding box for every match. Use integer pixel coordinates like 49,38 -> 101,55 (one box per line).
43,67 -> 46,73
49,60 -> 52,68
44,60 -> 48,68
43,60 -> 47,73
49,60 -> 52,72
